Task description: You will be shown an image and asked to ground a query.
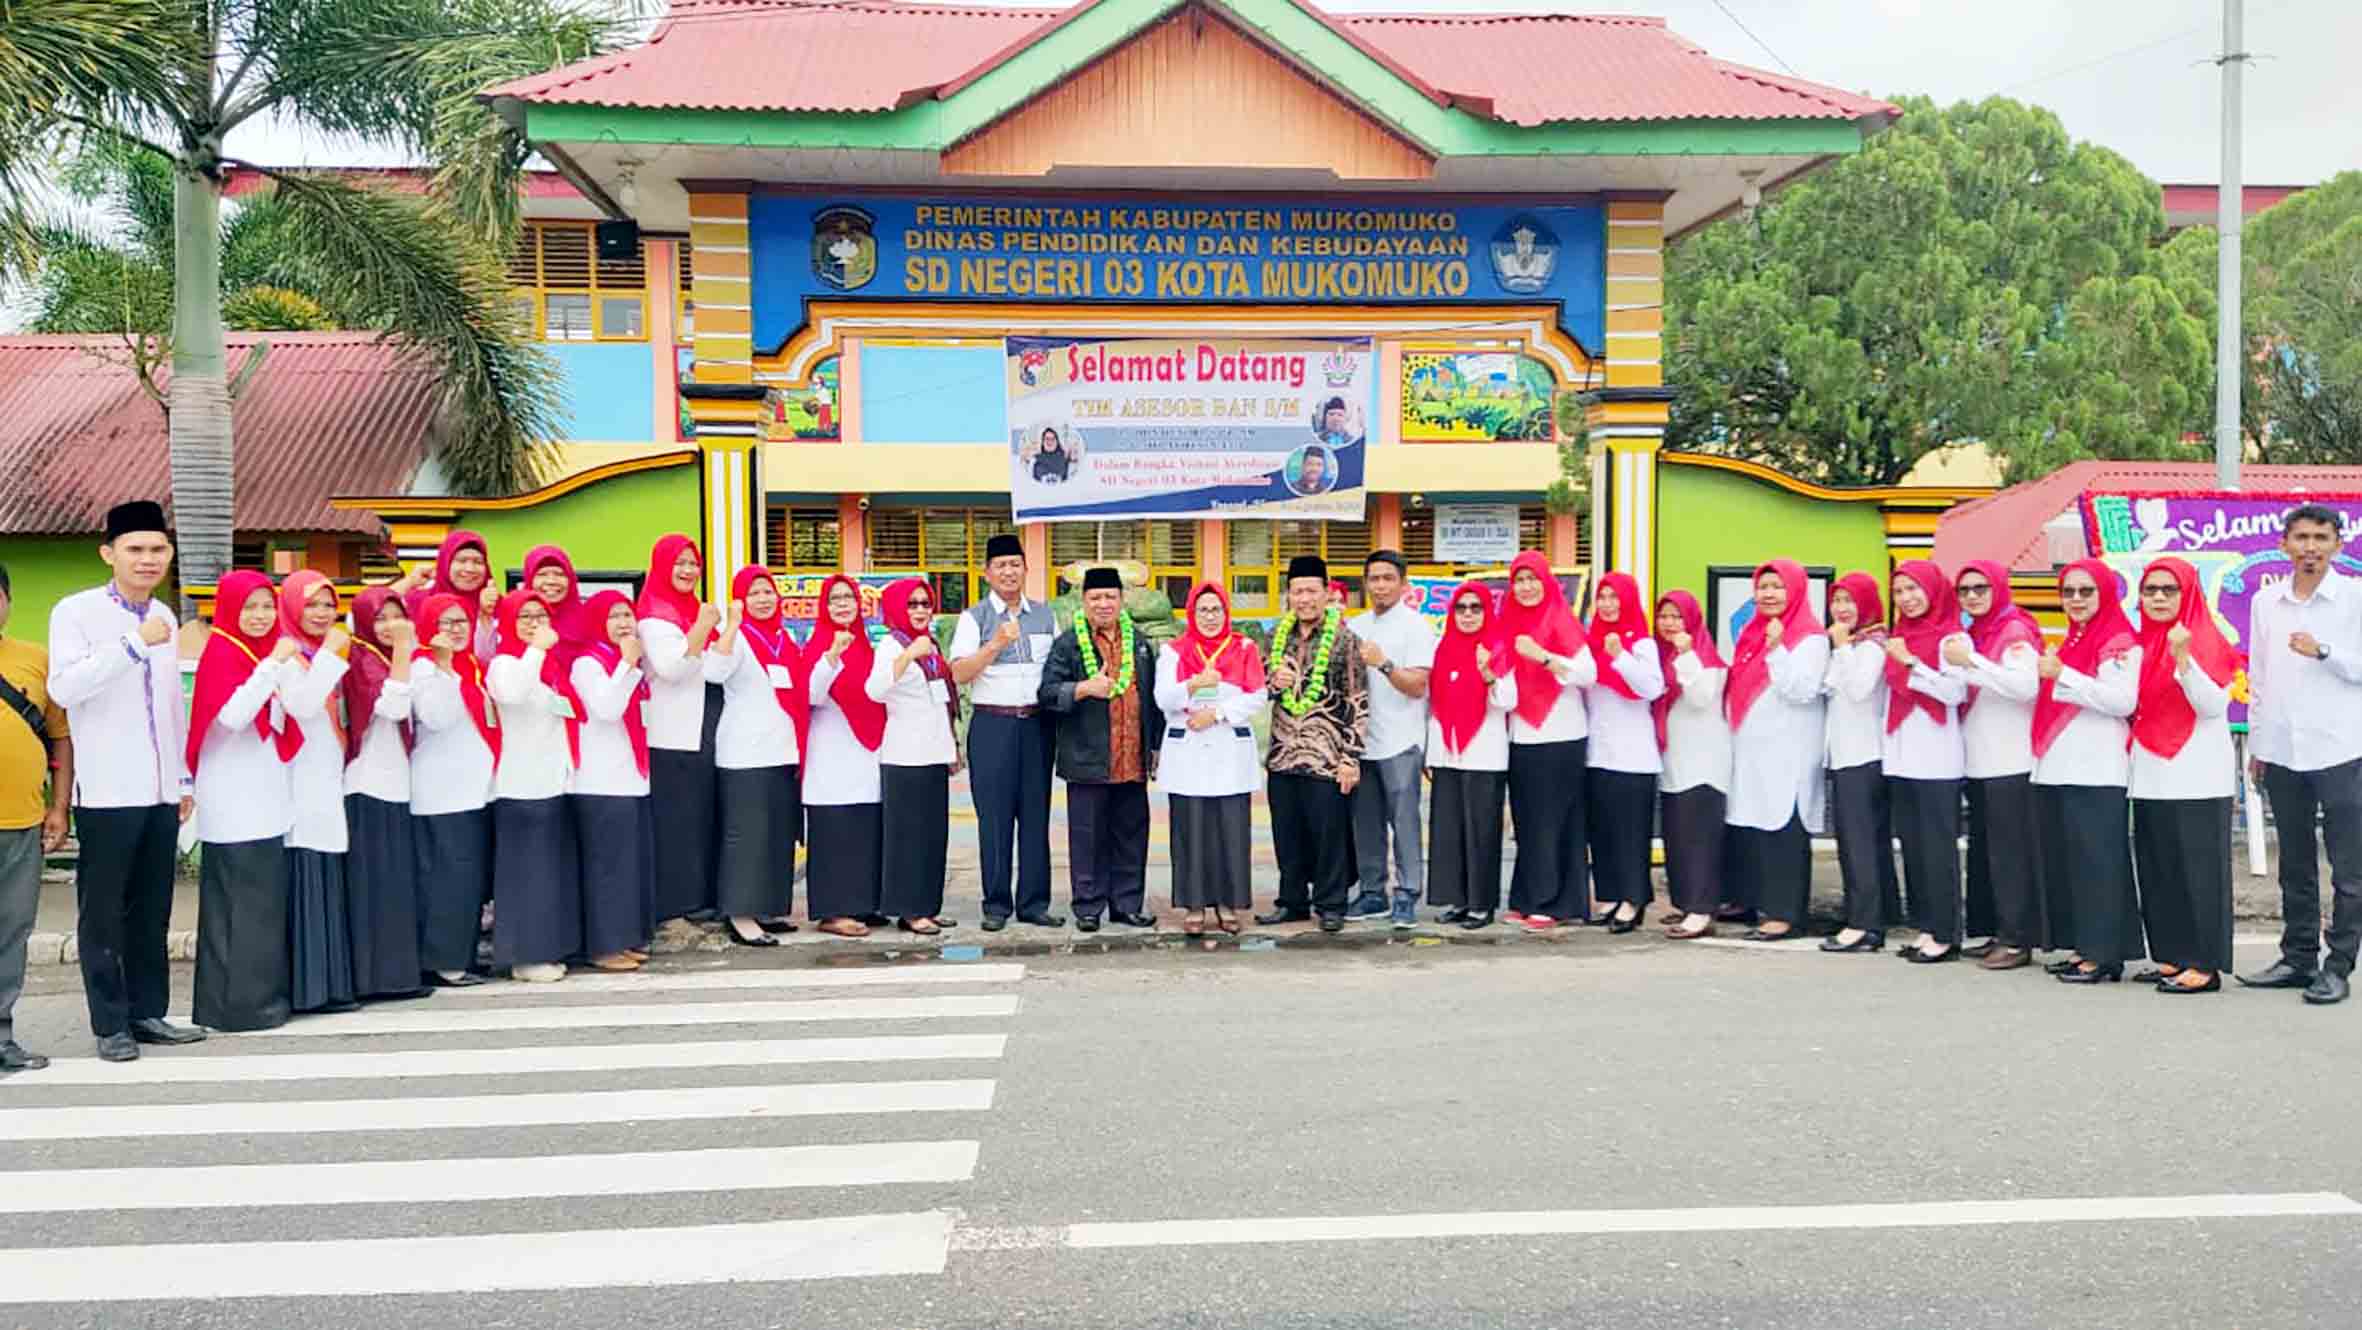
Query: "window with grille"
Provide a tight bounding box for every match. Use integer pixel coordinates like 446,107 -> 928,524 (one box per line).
677,244 -> 696,337
1048,520 -> 1199,607
765,506 -> 842,572
1226,519 -> 1372,614
863,506 -> 1014,614
506,221 -> 648,342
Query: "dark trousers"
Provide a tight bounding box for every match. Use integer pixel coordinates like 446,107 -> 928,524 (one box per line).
1730,816 -> 1811,926
1890,777 -> 1963,944
71,803 -> 177,1037
2040,784 -> 2144,965
1428,768 -> 1506,913
1829,763 -> 1901,932
2261,759 -> 2362,978
968,711 -> 1053,920
1270,771 -> 1353,916
1067,781 -> 1150,919
2134,797 -> 2234,972
1966,774 -> 2047,947
1659,786 -> 1726,916
1586,769 -> 1657,913
1507,739 -> 1588,921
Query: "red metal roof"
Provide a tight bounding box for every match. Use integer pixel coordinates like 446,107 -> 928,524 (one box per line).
2160,183 -> 2308,230
486,0 -> 1895,127
1934,460 -> 2362,574
0,334 -> 441,537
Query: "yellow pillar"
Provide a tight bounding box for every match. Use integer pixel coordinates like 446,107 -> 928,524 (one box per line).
682,189 -> 759,602
1592,199 -> 1670,603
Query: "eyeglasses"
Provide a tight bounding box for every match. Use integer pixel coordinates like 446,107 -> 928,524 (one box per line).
1957,583 -> 1994,596
2059,586 -> 2099,600
2140,585 -> 2182,598
1453,603 -> 1485,615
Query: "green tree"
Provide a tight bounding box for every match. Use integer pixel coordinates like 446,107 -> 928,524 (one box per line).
1662,95 -> 2209,486
1,0 -> 634,605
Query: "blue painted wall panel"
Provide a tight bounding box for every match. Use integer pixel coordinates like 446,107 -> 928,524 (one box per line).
545,342 -> 655,441
860,343 -> 1006,444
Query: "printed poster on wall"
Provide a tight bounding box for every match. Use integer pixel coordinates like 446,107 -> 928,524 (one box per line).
1007,335 -> 1370,523
1433,504 -> 1522,564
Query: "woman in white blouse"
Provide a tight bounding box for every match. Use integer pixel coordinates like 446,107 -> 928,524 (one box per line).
1582,572 -> 1667,934
1156,583 -> 1269,937
1496,550 -> 1596,930
801,574 -> 887,938
2129,557 -> 2241,994
1943,561 -> 2049,967
867,578 -> 961,935
341,585 -> 428,1001
410,593 -> 497,987
1821,571 -> 1902,953
1654,591 -> 1730,940
569,590 -> 656,971
277,571 -> 356,1015
703,567 -> 806,948
187,571 -> 296,1031
2032,559 -> 2143,984
1722,560 -> 1829,941
1881,561 -> 1969,962
1424,581 -> 1518,932
487,588 -> 578,983
634,534 -> 723,926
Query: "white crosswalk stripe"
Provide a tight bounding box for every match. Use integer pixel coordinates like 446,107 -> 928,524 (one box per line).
0,961 -> 1025,1304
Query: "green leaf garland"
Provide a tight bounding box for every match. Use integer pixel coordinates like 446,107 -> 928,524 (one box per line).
1269,607 -> 1340,716
1075,609 -> 1136,697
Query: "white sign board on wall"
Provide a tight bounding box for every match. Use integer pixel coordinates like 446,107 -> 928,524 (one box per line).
1433,504 -> 1521,563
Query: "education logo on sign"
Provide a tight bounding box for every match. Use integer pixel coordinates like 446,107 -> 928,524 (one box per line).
1488,214 -> 1559,294
811,206 -> 877,291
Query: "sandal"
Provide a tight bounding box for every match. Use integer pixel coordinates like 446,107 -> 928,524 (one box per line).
818,918 -> 871,938
590,953 -> 642,972
898,917 -> 942,936
1214,907 -> 1244,935
1183,912 -> 1206,937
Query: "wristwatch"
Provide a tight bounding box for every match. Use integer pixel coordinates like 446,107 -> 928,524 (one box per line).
1379,661 -> 1396,677
2318,643 -> 2332,662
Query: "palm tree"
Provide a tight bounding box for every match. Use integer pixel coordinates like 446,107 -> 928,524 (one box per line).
2,0 -> 636,602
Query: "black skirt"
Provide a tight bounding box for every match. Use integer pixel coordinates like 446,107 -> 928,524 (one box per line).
650,693 -> 721,922
414,807 -> 492,973
493,796 -> 581,968
2134,797 -> 2234,971
193,837 -> 290,1032
806,803 -> 884,919
1660,785 -> 1727,916
715,764 -> 800,919
288,848 -> 356,1013
1508,739 -> 1588,920
2039,784 -> 2144,964
1170,793 -> 1254,910
1586,768 -> 1658,911
880,763 -> 950,918
1428,768 -> 1506,913
1828,762 -> 1901,932
345,795 -> 423,998
572,793 -> 656,958
1730,816 -> 1812,926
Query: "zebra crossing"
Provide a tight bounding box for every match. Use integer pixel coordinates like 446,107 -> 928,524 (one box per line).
0,960 -> 1025,1307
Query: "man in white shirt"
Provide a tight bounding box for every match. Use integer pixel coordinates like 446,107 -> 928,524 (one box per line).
1349,550 -> 1436,927
2240,503 -> 2362,1006
46,501 -> 207,1061
950,533 -> 1063,930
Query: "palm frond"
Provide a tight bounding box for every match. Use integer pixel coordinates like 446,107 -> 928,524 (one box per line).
25,222 -> 174,335
260,171 -> 563,495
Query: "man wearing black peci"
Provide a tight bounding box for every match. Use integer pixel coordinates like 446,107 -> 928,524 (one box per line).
1256,555 -> 1370,933
1038,566 -> 1162,932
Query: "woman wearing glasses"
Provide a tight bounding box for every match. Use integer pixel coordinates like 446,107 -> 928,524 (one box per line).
2128,558 -> 2240,993
1943,562 -> 2050,969
2032,560 -> 2144,984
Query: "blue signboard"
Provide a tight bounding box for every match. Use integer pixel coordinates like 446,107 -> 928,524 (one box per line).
747,192 -> 1605,356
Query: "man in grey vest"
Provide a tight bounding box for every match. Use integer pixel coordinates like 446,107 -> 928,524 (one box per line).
951,533 -> 1065,930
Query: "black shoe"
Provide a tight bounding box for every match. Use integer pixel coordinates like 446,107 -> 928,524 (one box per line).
1742,926 -> 1798,943
981,915 -> 1009,932
1437,906 -> 1469,925
129,1017 -> 206,1046
2157,971 -> 2223,994
728,927 -> 780,948
311,1000 -> 363,1015
1109,910 -> 1156,928
1076,915 -> 1102,933
1318,913 -> 1346,933
2056,962 -> 2122,985
1820,934 -> 1881,954
1255,908 -> 1311,926
2045,956 -> 2083,976
759,916 -> 800,934
428,970 -> 486,988
2303,971 -> 2351,1005
1015,911 -> 1068,928
0,1042 -> 49,1073
96,1032 -> 139,1062
1714,906 -> 1759,925
1458,911 -> 1494,931
1609,913 -> 1641,935
370,986 -> 436,1002
2237,960 -> 2317,989
1345,894 -> 1390,920
859,913 -> 891,927
1903,945 -> 1959,965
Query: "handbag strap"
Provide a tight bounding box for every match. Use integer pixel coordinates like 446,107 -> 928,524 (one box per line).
0,672 -> 50,756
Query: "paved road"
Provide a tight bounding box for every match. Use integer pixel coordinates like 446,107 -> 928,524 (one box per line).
2,930 -> 2355,1327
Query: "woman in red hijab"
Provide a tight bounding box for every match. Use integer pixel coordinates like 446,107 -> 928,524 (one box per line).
404,530 -> 498,660
568,589 -> 656,971
341,585 -> 429,1001
1423,581 -> 1518,932
1945,560 -> 2049,966
633,533 -> 724,926
2128,557 -> 2241,993
865,577 -> 961,935
1654,589 -> 1731,940
703,567 -> 809,946
1722,559 -> 1828,941
409,592 -> 498,986
1496,550 -> 1596,929
1581,570 -> 1666,933
1876,561 -> 1970,962
801,573 -> 889,938
2029,559 -> 2144,984
188,571 -> 298,1032
277,571 -> 358,1015
1156,582 -> 1270,935
487,587 -> 579,983
1820,570 -> 1905,953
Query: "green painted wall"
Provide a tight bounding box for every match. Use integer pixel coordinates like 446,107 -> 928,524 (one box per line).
0,537 -> 104,645
465,465 -> 699,583
1654,464 -> 1889,601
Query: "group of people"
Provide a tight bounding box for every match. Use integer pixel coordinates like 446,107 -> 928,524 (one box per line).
4,498 -> 2358,1071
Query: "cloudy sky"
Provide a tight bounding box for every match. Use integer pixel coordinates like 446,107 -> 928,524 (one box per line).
228,0 -> 2357,185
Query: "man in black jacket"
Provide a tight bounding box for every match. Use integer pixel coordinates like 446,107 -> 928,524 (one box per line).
1039,566 -> 1162,931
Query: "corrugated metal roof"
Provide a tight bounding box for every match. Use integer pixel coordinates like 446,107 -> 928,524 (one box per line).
1934,460 -> 2362,574
0,333 -> 441,537
486,0 -> 1895,126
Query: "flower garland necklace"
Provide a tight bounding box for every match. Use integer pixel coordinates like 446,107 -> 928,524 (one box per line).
1269,607 -> 1340,716
1075,609 -> 1136,697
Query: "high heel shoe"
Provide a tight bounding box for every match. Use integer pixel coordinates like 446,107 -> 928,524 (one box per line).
727,925 -> 779,948
2056,962 -> 2122,984
2044,956 -> 2083,976
1608,912 -> 1641,935
1821,933 -> 1882,954
1459,911 -> 1495,930
1903,944 -> 1959,965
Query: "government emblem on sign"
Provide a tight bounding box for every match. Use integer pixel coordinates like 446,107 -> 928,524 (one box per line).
811,206 -> 877,291
1488,214 -> 1559,293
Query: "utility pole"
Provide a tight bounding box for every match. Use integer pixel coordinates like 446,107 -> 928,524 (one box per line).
2215,0 -> 2247,490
